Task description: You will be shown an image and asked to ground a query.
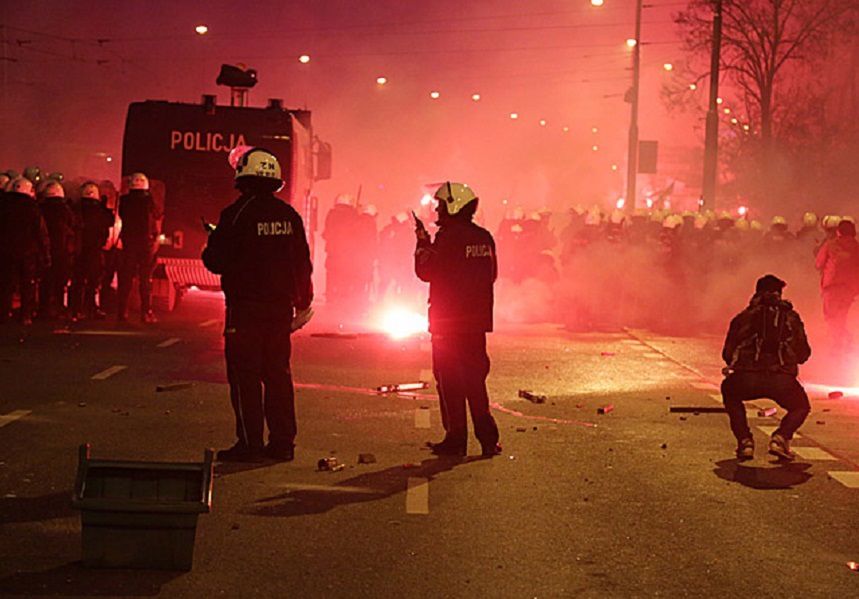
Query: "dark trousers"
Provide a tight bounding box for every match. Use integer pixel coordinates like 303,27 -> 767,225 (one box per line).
41,253 -> 73,315
0,259 -> 37,322
117,245 -> 156,318
431,332 -> 499,447
224,320 -> 296,449
721,372 -> 810,442
70,248 -> 104,315
822,287 -> 855,351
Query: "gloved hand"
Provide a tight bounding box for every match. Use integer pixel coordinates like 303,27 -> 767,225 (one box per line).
291,306 -> 314,332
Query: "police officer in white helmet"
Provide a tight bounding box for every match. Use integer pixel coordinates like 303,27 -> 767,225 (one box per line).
203,147 -> 313,463
415,182 -> 501,457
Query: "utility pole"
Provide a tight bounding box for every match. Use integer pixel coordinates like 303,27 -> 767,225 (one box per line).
625,0 -> 643,212
701,0 -> 723,211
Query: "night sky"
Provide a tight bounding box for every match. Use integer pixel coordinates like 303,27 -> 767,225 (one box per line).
2,0 -> 696,221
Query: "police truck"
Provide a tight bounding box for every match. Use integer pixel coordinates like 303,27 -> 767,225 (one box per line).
121,95 -> 330,309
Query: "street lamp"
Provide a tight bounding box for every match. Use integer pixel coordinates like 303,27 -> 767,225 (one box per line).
298,54 -> 311,64
194,25 -> 209,35
594,0 -> 642,212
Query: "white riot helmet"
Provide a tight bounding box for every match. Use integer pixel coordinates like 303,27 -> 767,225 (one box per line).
433,182 -> 478,216
43,180 -> 65,198
234,147 -> 283,190
80,181 -> 100,199
129,172 -> 150,190
9,176 -> 35,197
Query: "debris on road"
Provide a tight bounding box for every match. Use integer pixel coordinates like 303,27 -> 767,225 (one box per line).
515,427 -> 527,432
828,391 -> 844,399
518,390 -> 547,404
317,457 -> 345,472
376,382 -> 429,393
357,453 -> 377,464
757,407 -> 778,417
848,561 -> 859,572
660,443 -> 668,449
311,332 -> 359,339
679,416 -> 688,421
816,420 -> 826,425
597,404 -> 614,415
156,382 -> 194,393
600,352 -> 615,357
669,406 -> 727,413
78,402 -> 87,408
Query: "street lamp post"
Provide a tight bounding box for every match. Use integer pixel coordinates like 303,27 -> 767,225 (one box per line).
625,0 -> 643,212
701,0 -> 724,211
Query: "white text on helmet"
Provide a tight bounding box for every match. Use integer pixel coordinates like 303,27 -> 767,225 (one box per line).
170,130 -> 247,153
257,221 -> 293,236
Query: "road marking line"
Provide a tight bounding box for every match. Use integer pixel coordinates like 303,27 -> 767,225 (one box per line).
406,477 -> 429,514
0,410 -> 31,428
643,352 -> 664,359
828,471 -> 859,488
419,369 -> 433,382
690,382 -> 719,391
199,319 -> 220,328
157,337 -> 181,348
415,409 -> 431,429
793,447 -> 838,461
91,365 -> 127,380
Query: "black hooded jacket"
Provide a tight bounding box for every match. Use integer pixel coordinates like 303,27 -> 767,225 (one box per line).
722,292 -> 811,376
202,191 -> 313,326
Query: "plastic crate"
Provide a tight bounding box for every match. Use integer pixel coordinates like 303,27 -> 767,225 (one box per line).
72,444 -> 213,570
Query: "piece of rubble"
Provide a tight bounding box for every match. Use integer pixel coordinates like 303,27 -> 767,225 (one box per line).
828,391 -> 844,399
597,404 -> 614,415
376,382 -> 429,393
318,457 -> 340,471
757,407 -> 777,417
518,390 -> 547,404
515,427 -> 527,433
357,453 -> 377,464
847,561 -> 859,572
156,382 -> 193,392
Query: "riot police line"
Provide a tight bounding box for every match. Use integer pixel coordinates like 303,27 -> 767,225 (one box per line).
0,167 -> 161,325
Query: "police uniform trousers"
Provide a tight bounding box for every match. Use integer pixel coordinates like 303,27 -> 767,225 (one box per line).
42,251 -> 73,315
70,247 -> 104,316
721,371 -> 810,442
0,259 -> 38,322
431,332 -> 499,446
224,317 -> 296,450
117,244 -> 156,317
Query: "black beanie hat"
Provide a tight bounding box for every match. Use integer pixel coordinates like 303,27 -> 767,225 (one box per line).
756,274 -> 786,294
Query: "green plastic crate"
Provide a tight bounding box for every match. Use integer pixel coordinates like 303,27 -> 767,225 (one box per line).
72,444 -> 213,570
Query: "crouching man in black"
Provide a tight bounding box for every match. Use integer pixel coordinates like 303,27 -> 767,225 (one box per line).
415,182 -> 501,458
203,148 -> 313,463
721,275 -> 811,461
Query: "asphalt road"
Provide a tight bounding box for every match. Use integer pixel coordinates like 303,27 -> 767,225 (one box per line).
1,292 -> 858,598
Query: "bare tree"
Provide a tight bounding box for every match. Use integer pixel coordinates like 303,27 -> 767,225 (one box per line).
665,0 -> 858,209
672,0 -> 856,143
